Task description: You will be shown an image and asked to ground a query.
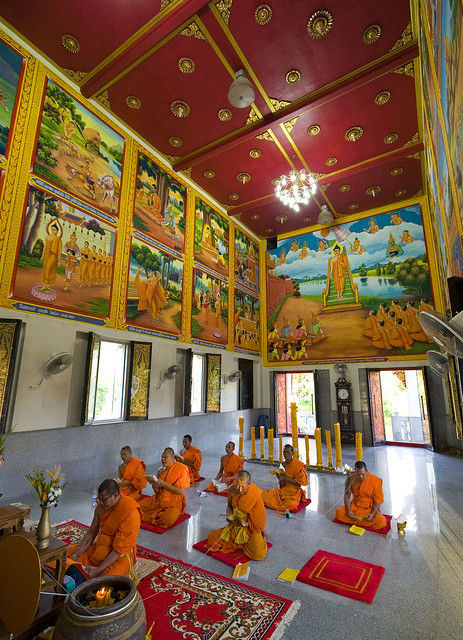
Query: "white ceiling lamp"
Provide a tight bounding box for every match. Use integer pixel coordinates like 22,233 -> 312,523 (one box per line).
274,169 -> 317,212
228,70 -> 255,109
318,204 -> 334,225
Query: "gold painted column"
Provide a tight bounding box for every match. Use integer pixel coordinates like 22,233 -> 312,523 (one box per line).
315,427 -> 323,469
325,429 -> 334,470
290,402 -> 299,458
260,425 -> 265,460
305,435 -> 310,467
355,431 -> 363,462
238,416 -> 244,458
251,427 -> 256,460
334,422 -> 342,468
268,428 -> 274,463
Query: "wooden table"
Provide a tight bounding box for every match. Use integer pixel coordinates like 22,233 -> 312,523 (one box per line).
0,505 -> 25,536
16,531 -> 68,595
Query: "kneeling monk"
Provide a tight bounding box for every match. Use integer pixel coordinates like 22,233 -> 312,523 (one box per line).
116,445 -> 147,501
206,441 -> 243,494
67,479 -> 141,578
139,447 -> 190,528
262,444 -> 308,514
335,461 -> 387,529
207,470 -> 267,561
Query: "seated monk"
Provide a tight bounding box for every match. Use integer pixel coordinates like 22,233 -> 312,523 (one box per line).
175,434 -> 202,484
67,479 -> 141,578
116,445 -> 147,501
206,441 -> 243,493
139,448 -> 190,528
262,444 -> 308,514
335,461 -> 387,530
206,470 -> 267,561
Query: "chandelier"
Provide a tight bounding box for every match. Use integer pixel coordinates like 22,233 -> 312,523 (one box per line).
274,169 -> 317,212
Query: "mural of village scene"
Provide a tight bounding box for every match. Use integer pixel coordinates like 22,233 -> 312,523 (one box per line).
235,288 -> 260,352
126,239 -> 183,336
0,38 -> 23,157
32,79 -> 124,216
194,197 -> 229,277
191,268 -> 228,346
133,151 -> 186,253
13,185 -> 116,317
266,204 -> 438,363
235,228 -> 259,294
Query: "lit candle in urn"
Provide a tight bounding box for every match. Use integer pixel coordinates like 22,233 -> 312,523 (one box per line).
96,587 -> 108,607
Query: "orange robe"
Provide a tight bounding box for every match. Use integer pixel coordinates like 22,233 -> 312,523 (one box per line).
67,494 -> 141,576
139,461 -> 190,528
262,458 -> 308,514
182,445 -> 202,483
207,482 -> 267,561
206,453 -> 243,493
335,473 -> 387,530
119,456 -> 147,501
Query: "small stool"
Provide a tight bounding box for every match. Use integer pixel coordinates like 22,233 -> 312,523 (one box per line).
0,505 -> 25,536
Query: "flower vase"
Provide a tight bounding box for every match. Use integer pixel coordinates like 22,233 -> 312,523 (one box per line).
36,506 -> 51,549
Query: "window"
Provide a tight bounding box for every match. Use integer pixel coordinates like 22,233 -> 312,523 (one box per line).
184,350 -> 221,415
85,337 -> 128,423
191,353 -> 205,413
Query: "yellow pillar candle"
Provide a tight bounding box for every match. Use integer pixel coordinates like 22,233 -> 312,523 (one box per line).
279,434 -> 283,462
325,429 -> 333,469
315,428 -> 323,468
268,428 -> 274,462
305,435 -> 310,467
238,416 -> 244,458
260,425 -> 265,460
355,431 -> 363,462
251,427 -> 256,459
290,402 -> 299,458
334,422 -> 342,468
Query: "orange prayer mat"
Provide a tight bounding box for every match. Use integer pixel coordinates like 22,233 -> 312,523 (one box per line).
140,513 -> 190,534
193,538 -> 272,567
332,514 -> 392,535
296,549 -> 385,603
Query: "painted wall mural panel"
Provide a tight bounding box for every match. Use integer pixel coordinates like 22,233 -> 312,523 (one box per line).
235,228 -> 259,294
133,151 -> 186,254
194,197 -> 229,277
126,238 -> 183,338
0,38 -> 24,158
12,185 -> 116,319
234,288 -> 260,353
32,79 -> 124,218
192,267 -> 228,347
265,204 -> 438,364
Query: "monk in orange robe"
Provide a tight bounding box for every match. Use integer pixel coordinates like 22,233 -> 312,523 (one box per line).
175,434 -> 202,484
116,446 -> 147,501
262,444 -> 308,514
139,448 -> 190,528
335,461 -> 387,529
67,479 -> 141,577
206,441 -> 243,494
207,470 -> 267,561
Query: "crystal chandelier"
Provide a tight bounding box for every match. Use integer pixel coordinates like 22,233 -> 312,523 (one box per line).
274,169 -> 317,212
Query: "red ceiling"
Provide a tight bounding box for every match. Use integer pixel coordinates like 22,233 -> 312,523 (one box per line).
1,0 -> 423,238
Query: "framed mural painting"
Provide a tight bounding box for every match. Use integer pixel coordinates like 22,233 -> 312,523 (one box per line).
265,203 -> 439,365
191,267 -> 228,347
234,287 -> 260,353
0,36 -> 24,160
235,228 -> 259,294
194,197 -> 229,277
0,319 -> 21,435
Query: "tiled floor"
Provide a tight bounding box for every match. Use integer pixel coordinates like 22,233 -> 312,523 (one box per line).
13,440 -> 463,639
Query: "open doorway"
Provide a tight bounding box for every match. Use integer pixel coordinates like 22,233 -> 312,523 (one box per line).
274,371 -> 316,435
368,368 -> 433,448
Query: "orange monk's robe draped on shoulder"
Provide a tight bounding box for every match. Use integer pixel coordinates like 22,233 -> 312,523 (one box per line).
206,453 -> 243,493
335,473 -> 387,529
67,494 -> 141,576
262,458 -> 308,514
139,462 -> 190,528
183,446 -> 202,483
207,482 -> 267,561
120,457 -> 147,501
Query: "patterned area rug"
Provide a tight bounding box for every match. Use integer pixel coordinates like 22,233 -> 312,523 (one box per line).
55,521 -> 298,639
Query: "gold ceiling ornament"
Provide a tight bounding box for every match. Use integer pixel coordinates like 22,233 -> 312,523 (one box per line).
320,183 -> 330,191
404,132 -> 419,147
270,97 -> 291,111
170,100 -> 190,118
348,203 -> 359,210
126,95 -> 141,109
313,172 -> 327,180
181,167 -> 192,179
271,177 -> 279,185
246,106 -> 261,124
164,154 -> 180,163
204,170 -> 215,178
236,172 -> 251,184
307,124 -> 320,136
256,130 -> 273,141
216,0 -> 233,26
178,57 -> 195,73
169,136 -> 183,147
265,227 -> 274,233
390,167 -> 403,176
276,215 -> 287,224
345,126 -> 364,142
229,193 -> 240,200
366,185 -> 381,197
390,22 -> 413,51
218,108 -> 232,121
222,204 -> 235,211
340,184 -> 351,192
283,116 -> 299,133
250,214 -> 260,220
255,4 -> 272,25
307,10 -> 333,39
384,132 -> 398,144
61,34 -> 80,53
375,90 -> 391,105
285,69 -> 301,84
395,189 -> 407,197
363,25 -> 381,44
96,90 -> 110,109
406,152 -> 420,160
326,156 -> 337,166
249,149 -> 261,158
161,0 -> 175,8
62,68 -> 87,82
393,62 -> 414,77
180,22 -> 206,40
303,217 -> 310,223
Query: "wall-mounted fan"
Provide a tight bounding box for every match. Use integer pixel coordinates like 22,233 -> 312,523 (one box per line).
333,362 -> 348,377
426,350 -> 449,377
223,370 -> 242,385
156,363 -> 183,389
418,310 -> 463,358
29,352 -> 74,389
